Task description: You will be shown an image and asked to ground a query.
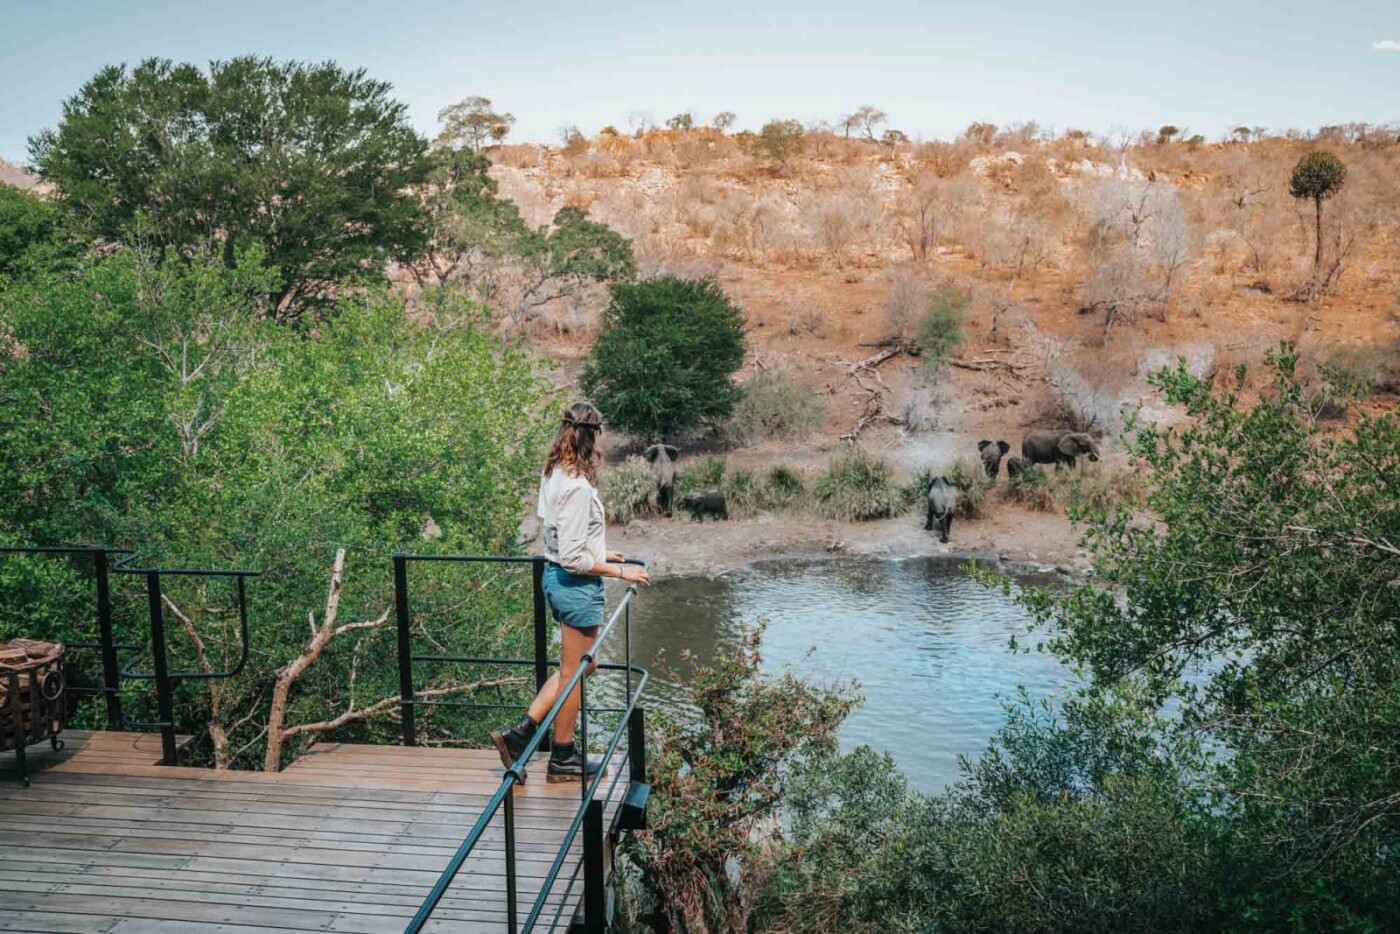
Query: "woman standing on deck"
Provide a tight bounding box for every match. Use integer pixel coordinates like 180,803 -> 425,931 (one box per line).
490,401 -> 649,782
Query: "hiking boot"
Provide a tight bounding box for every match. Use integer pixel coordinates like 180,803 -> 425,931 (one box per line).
546,740 -> 602,783
490,716 -> 538,782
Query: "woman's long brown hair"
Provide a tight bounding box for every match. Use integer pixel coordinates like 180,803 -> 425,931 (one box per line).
543,401 -> 603,485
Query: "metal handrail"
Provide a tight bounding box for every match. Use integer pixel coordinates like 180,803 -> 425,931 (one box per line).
401,556 -> 648,934
0,544 -> 257,762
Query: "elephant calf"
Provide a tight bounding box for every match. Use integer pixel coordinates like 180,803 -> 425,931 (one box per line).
680,491 -> 729,522
977,439 -> 1011,481
1021,429 -> 1101,470
1005,456 -> 1025,481
924,476 -> 958,543
644,444 -> 679,516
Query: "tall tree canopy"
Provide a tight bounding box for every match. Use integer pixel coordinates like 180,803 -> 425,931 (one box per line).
29,57 -> 429,319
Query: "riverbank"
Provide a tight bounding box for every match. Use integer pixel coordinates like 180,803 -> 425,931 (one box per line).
606,503 -> 1090,579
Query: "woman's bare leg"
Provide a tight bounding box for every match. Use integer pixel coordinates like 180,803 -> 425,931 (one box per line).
525,625 -> 598,743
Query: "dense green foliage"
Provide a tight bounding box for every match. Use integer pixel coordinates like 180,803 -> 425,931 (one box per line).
30,57 -> 429,318
624,625 -> 857,933
582,277 -> 746,440
0,247 -> 554,765
0,184 -> 80,278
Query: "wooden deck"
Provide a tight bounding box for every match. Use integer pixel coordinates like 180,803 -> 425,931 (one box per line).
0,731 -> 629,933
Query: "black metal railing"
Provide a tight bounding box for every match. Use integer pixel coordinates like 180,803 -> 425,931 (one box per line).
0,545 -> 255,763
396,554 -> 649,934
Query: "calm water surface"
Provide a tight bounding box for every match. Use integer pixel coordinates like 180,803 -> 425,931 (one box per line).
601,557 -> 1075,792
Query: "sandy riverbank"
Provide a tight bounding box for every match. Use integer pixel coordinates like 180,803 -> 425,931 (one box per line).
604,504 -> 1090,579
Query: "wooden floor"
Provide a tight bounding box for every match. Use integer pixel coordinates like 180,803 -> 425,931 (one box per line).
0,731 -> 629,933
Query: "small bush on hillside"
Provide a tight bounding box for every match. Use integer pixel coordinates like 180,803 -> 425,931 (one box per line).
722,469 -> 765,519
917,284 -> 969,375
765,465 -> 806,510
946,457 -> 993,518
677,455 -> 727,496
757,119 -> 806,164
1007,463 -> 1058,512
601,456 -> 656,523
719,370 -> 826,446
1007,462 -> 1143,514
814,448 -> 906,521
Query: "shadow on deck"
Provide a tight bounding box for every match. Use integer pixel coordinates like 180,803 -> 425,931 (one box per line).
0,731 -> 628,933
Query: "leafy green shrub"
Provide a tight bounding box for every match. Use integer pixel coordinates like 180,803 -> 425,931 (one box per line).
601,455 -> 656,523
765,465 -> 806,510
583,276 -> 746,441
719,370 -> 826,446
677,455 -> 726,495
813,447 -> 906,521
757,119 -> 806,163
1007,462 -> 1143,515
916,284 -> 969,374
722,469 -> 765,519
1007,462 -> 1058,512
946,456 -> 992,518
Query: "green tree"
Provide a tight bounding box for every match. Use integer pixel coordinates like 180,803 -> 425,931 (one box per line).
666,112 -> 694,131
628,624 -> 857,933
712,111 -> 737,132
29,57 -> 428,319
435,95 -> 515,150
916,283 -> 968,374
0,247 -> 555,767
757,119 -> 806,164
505,206 -> 635,342
582,276 -> 746,440
1289,150 -> 1347,268
408,146 -> 527,301
0,184 -> 81,278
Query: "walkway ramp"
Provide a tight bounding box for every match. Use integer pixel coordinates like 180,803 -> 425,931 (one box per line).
0,732 -> 628,933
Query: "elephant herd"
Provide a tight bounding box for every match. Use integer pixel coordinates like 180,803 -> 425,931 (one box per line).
641,429 -> 1102,540
923,429 -> 1101,543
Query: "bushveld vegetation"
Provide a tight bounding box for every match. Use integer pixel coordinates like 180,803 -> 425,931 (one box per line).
623,350 -> 1400,932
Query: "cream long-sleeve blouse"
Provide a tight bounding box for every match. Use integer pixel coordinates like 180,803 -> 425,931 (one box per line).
537,469 -> 607,575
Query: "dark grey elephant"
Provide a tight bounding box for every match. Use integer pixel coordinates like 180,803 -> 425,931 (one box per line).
680,491 -> 728,521
1005,456 -> 1025,480
977,439 -> 1011,481
1021,429 -> 1101,469
924,476 -> 958,543
644,444 -> 679,516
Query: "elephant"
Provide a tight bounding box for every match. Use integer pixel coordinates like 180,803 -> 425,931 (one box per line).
924,476 -> 958,543
644,444 -> 679,516
1005,456 -> 1025,481
977,439 -> 1011,481
680,491 -> 729,522
1021,429 -> 1101,470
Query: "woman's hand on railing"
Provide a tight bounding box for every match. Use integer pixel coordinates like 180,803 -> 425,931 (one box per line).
617,564 -> 649,585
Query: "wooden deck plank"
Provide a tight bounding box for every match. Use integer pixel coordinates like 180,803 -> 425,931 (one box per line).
0,732 -> 632,933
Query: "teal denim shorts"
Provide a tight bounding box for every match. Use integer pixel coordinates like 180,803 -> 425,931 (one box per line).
542,562 -> 605,630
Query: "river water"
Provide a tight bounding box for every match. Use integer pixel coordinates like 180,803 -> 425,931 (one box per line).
600,557 -> 1075,792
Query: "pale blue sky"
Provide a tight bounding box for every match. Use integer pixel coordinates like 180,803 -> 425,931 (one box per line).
2,0 -> 1396,163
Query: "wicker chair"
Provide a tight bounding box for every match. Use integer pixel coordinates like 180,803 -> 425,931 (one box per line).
0,639 -> 67,786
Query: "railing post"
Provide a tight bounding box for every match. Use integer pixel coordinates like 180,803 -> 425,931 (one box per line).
504,790 -> 519,934
145,571 -> 177,765
531,557 -> 548,692
628,707 -> 647,783
93,548 -> 123,730
582,797 -> 606,933
394,556 -> 416,747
